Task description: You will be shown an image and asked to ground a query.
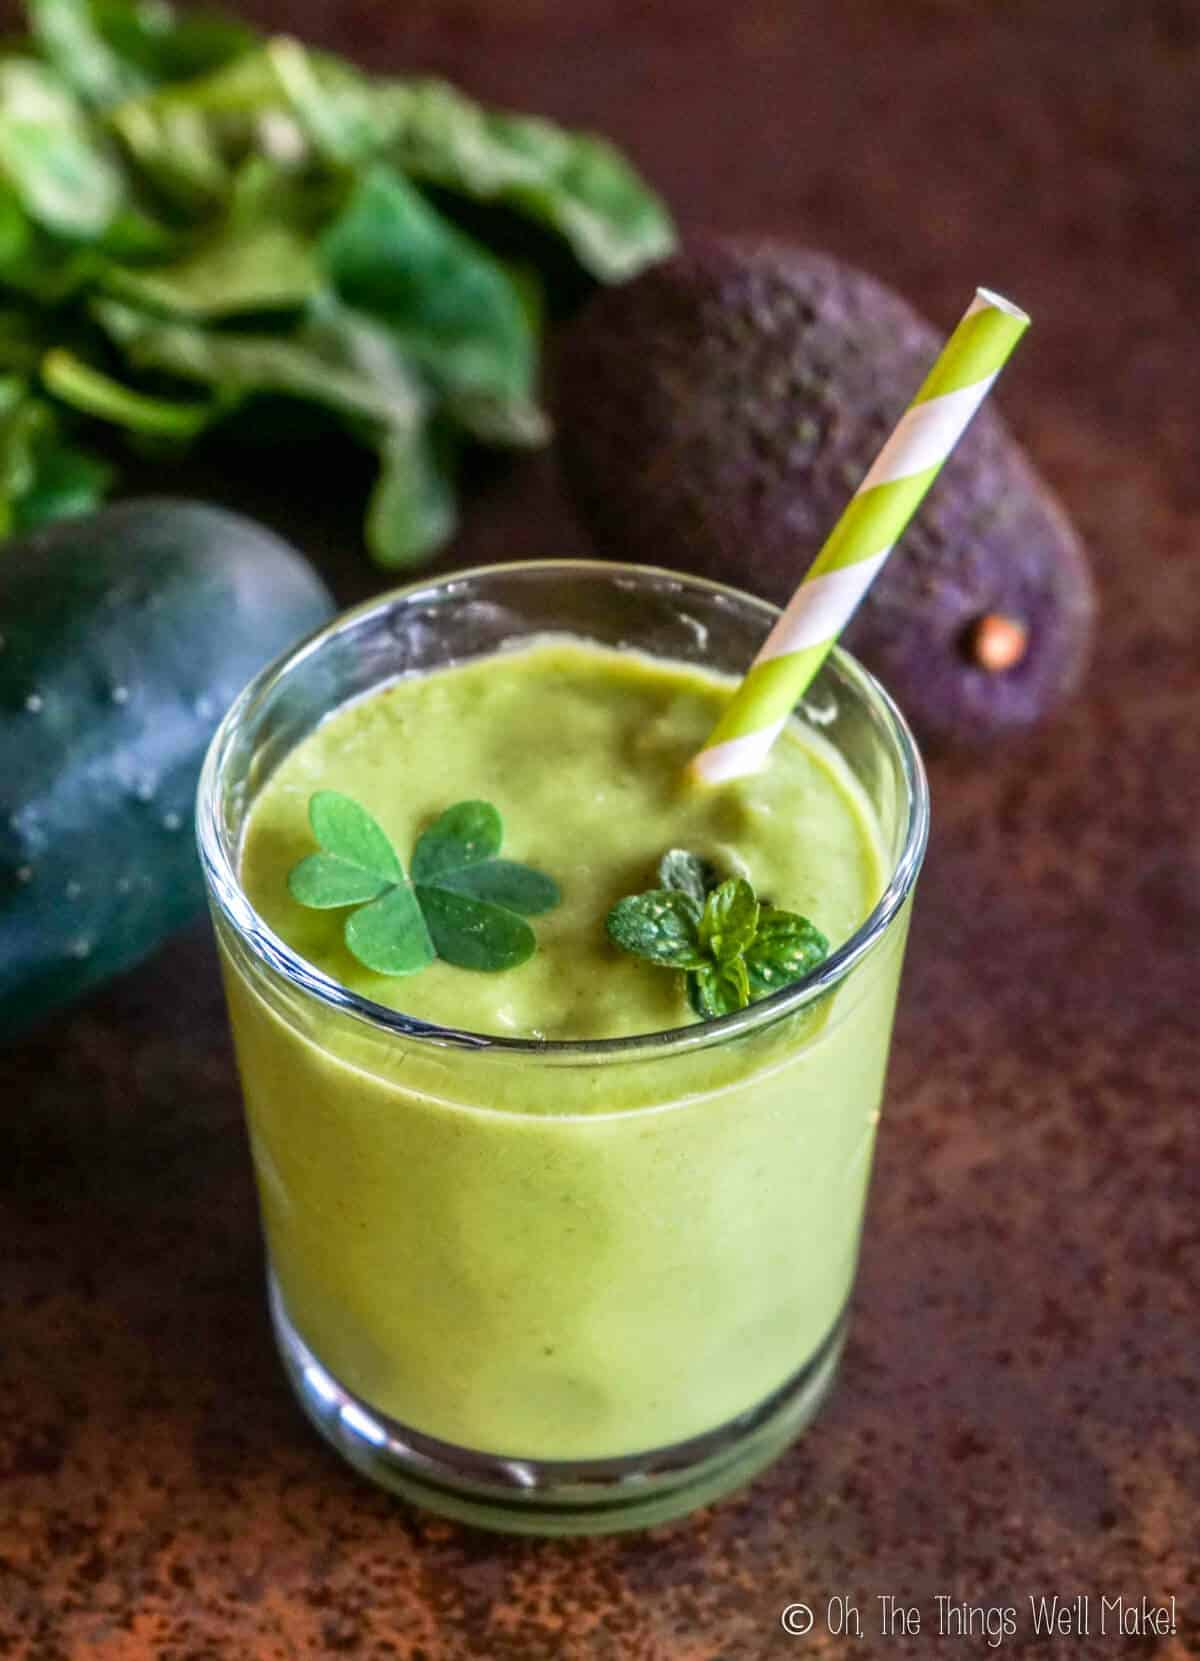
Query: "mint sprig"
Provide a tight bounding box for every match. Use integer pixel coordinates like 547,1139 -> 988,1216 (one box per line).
287,792 -> 560,975
606,849 -> 829,1020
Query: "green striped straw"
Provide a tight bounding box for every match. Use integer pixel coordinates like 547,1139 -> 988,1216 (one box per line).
689,288 -> 1030,785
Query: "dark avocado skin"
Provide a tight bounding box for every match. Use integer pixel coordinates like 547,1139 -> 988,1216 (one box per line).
556,239 -> 1095,748
0,498 -> 333,1043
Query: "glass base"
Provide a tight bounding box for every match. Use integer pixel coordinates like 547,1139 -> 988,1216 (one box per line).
269,1275 -> 848,1536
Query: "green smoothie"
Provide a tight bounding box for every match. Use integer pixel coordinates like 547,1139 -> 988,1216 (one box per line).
223,638 -> 908,1459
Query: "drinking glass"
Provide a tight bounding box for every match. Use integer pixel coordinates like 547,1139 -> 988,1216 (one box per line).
197,561 -> 928,1535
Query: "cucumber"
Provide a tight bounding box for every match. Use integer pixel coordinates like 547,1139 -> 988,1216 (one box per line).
0,498 -> 333,1042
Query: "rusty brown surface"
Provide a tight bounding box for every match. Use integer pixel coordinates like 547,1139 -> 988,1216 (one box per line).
2,2 -> 1198,1657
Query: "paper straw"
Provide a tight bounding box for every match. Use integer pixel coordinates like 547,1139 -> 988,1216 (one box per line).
689,288 -> 1030,785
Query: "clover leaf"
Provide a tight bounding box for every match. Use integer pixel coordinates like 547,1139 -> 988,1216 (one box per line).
286,791 -> 559,976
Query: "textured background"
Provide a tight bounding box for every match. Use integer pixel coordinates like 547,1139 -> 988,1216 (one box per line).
2,2 -> 1198,1657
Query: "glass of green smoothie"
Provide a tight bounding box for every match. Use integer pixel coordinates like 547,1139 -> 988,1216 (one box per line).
196,560 -> 928,1535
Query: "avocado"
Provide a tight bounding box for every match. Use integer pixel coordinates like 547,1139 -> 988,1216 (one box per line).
555,239 -> 1095,748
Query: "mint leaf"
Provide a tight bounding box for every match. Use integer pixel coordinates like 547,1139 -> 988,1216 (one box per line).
411,800 -> 502,883
309,790 -> 402,883
416,883 -> 536,971
606,890 -> 707,968
699,877 -> 758,964
287,851 -> 394,909
345,882 -> 435,975
688,956 -> 750,1020
606,851 -> 831,1025
658,848 -> 718,909
745,907 -> 829,996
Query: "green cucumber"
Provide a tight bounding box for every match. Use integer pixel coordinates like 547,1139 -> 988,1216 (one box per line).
0,498 -> 333,1042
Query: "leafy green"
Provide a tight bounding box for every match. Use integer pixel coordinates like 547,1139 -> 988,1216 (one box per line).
286,791 -> 560,977
320,164 -> 545,445
366,422 -> 457,569
657,847 -> 719,911
416,883 -> 535,974
0,57 -> 124,238
28,0 -> 255,108
0,371 -> 110,531
99,215 -> 322,317
42,345 -> 215,435
344,883 -> 435,976
28,0 -> 149,108
606,853 -> 830,1022
745,906 -> 830,997
410,798 -> 501,881
288,852 -> 393,910
698,877 -> 758,964
410,799 -> 560,968
286,791 -> 433,974
689,955 -> 750,1021
264,37 -> 378,168
305,790 -> 403,885
0,0 -> 675,549
95,294 -> 418,420
431,859 -> 559,914
605,889 -> 707,969
379,78 -> 677,282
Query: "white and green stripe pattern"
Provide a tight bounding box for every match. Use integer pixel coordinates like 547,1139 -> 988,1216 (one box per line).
690,288 -> 1030,785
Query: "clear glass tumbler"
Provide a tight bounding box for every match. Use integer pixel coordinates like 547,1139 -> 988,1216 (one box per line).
196,561 -> 928,1535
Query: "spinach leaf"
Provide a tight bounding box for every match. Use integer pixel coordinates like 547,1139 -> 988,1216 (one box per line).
28,0 -> 148,108
380,78 -> 677,281
30,0 -> 255,106
105,49 -> 285,211
99,215 -> 322,317
0,0 -> 675,559
11,430 -> 111,527
321,164 -> 544,442
366,421 -> 457,569
0,58 -> 124,238
42,346 -> 216,436
93,294 -> 426,428
0,374 -> 110,533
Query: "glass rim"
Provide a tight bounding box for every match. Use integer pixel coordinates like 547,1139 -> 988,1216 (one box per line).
196,559 -> 930,1064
